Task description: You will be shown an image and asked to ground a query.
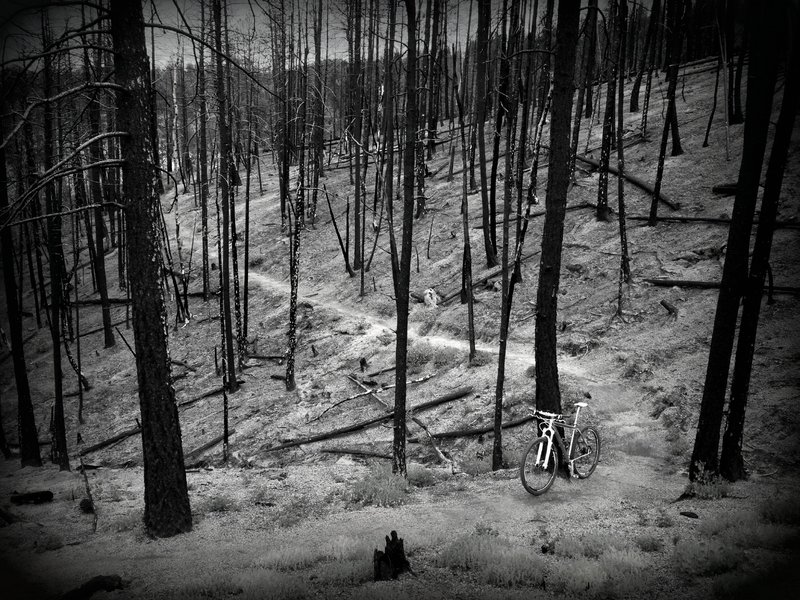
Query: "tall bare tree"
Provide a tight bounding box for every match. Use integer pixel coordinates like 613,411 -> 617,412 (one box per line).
110,0 -> 192,536
534,0 -> 580,415
0,123 -> 42,468
213,0 -> 238,393
690,2 -> 781,482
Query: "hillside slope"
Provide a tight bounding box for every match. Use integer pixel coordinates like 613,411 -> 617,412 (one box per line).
1,60 -> 799,599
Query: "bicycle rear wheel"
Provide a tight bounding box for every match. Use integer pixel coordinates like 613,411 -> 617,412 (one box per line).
571,426 -> 600,479
520,437 -> 558,495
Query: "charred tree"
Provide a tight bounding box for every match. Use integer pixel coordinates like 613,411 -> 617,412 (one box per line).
534,0 -> 580,415
596,1 -> 619,222
630,0 -> 661,112
570,0 -> 598,180
41,16 -> 69,472
493,0 -> 522,471
390,0 -> 418,477
690,3 -> 780,481
83,36 -> 115,349
110,0 -> 192,536
199,0 -> 211,301
0,126 -> 42,468
474,0 -> 497,267
647,0 -> 685,225
213,0 -> 238,393
720,11 -> 798,482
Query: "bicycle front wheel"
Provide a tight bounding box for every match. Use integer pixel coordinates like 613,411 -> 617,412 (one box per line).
571,426 -> 600,479
520,437 -> 557,496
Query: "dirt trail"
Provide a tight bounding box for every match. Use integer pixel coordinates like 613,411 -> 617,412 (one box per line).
245,270 -> 592,381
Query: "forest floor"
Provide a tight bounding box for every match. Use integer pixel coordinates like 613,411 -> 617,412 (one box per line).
1,61 -> 800,599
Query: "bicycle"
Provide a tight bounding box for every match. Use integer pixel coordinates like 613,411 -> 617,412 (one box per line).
519,401 -> 600,496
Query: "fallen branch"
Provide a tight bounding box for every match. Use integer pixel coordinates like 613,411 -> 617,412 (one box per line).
309,373 -> 436,424
184,429 -> 236,462
439,251 -> 540,306
660,299 -> 679,317
574,154 -> 679,210
72,298 -> 131,306
628,214 -> 800,229
78,425 -> 141,456
177,381 -> 244,409
263,386 -> 473,452
348,374 -> 452,468
644,278 -> 800,295
321,447 -> 392,460
408,414 -> 535,441
367,364 -> 396,377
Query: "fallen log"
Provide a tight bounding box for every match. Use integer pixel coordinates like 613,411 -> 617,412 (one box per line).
72,298 -> 130,306
321,447 -> 392,460
712,183 -> 737,195
184,429 -> 236,462
348,373 -> 451,467
574,154 -> 679,210
628,214 -> 800,229
439,251 -> 540,306
660,299 -> 679,317
79,426 -> 141,456
644,278 -> 800,295
367,364 -> 397,378
10,490 -> 54,505
408,414 -> 535,441
177,381 -> 244,409
263,386 -> 474,453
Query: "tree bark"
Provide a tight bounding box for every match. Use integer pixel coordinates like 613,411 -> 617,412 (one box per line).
213,0 -> 238,393
720,11 -> 798,482
42,17 -> 70,472
392,0 -> 418,477
630,0 -> 661,112
0,127 -> 42,468
475,0 -> 497,267
690,3 -> 780,481
199,1 -> 210,301
597,1 -> 619,222
110,0 -> 192,536
534,0 -> 580,415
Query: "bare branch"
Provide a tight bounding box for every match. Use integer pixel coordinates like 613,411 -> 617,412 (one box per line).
0,82 -> 125,150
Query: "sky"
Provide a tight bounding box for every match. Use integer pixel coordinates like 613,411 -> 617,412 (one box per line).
1,0 -> 630,72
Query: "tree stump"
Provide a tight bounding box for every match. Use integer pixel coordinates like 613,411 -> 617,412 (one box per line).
373,530 -> 412,581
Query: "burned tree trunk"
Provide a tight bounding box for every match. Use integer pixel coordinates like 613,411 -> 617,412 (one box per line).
690,3 -> 780,481
534,0 -> 580,415
0,127 -> 41,468
213,0 -> 238,393
110,0 -> 192,536
720,12 -> 798,482
42,16 -> 70,472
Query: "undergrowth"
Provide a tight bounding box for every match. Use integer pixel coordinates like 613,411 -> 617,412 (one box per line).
435,532 -> 545,588
349,465 -> 409,507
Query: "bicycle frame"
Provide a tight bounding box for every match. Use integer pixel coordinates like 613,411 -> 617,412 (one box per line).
533,404 -> 588,476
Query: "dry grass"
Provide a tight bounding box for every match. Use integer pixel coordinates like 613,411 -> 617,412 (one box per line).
672,538 -> 740,576
435,532 -> 546,588
349,465 -> 409,507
